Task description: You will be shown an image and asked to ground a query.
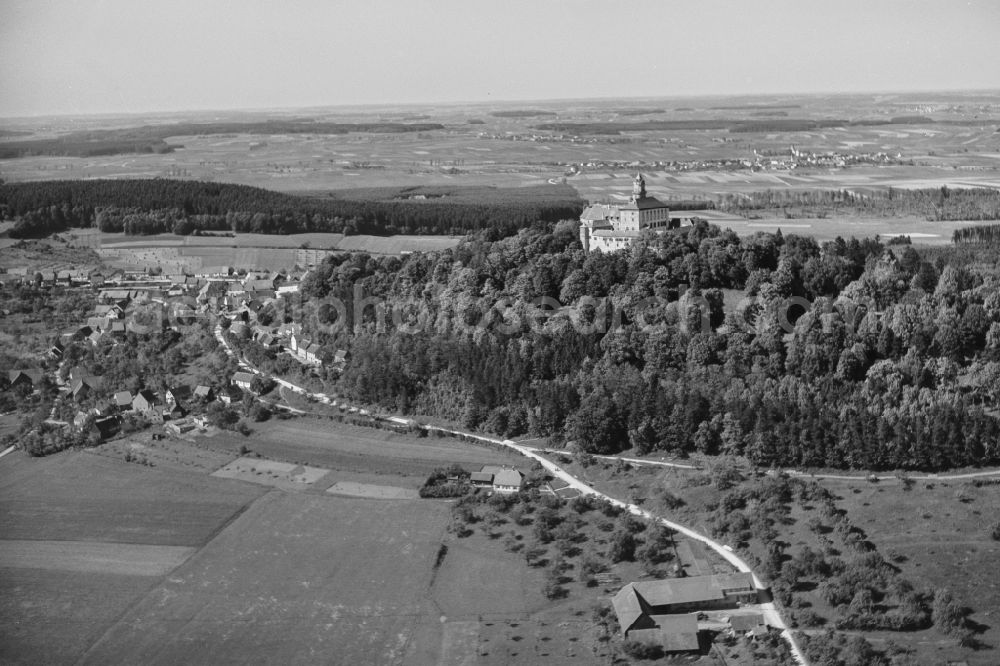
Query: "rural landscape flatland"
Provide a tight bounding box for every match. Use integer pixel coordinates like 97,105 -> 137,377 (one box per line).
3,2 -> 1000,665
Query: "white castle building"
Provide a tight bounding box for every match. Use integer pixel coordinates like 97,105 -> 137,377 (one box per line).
579,173 -> 677,252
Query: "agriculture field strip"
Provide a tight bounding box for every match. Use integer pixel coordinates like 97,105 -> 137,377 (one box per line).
76,492 -> 452,666
0,540 -> 196,576
326,481 -> 419,499
211,456 -> 331,490
0,452 -> 266,546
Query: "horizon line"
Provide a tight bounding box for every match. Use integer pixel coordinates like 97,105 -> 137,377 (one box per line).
4,86 -> 1000,123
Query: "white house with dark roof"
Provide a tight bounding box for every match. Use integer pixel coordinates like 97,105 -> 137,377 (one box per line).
471,465 -> 524,493
231,372 -> 255,391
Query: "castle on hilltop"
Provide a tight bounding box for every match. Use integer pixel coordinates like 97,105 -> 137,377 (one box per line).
579,173 -> 675,252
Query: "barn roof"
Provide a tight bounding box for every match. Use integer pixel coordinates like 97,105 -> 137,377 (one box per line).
631,572 -> 756,607
612,584 -> 648,634
628,613 -> 699,652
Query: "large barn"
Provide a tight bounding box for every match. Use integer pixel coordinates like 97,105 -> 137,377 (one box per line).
612,572 -> 758,651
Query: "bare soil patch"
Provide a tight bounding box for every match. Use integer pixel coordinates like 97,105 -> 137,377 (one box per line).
326,480 -> 418,499
210,455 -> 331,490
198,418 -> 520,480
0,540 -> 196,576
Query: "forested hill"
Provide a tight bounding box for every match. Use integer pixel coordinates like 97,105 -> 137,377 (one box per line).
252,221 -> 1000,472
0,121 -> 445,159
0,179 -> 584,238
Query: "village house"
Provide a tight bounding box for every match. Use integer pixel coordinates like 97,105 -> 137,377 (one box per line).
165,386 -> 191,408
8,369 -> 44,390
92,400 -> 115,417
218,385 -> 242,405
231,372 -> 255,392
132,389 -> 160,416
70,375 -> 103,401
197,281 -> 230,310
163,403 -> 186,421
193,385 -> 214,402
113,390 -> 134,411
470,465 -> 524,493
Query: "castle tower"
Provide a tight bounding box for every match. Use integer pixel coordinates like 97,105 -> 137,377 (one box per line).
631,173 -> 646,202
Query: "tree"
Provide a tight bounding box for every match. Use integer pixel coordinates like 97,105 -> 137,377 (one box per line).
931,588 -> 966,636
565,387 -> 627,455
206,402 -> 239,429
608,529 -> 636,563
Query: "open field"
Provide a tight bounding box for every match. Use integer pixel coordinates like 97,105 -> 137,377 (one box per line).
817,476 -> 1000,665
91,432 -> 235,473
196,417 -> 522,480
0,451 -> 266,665
4,93 -> 999,210
58,228 -> 463,272
0,451 -> 264,545
723,212 -> 986,244
75,491 -> 453,665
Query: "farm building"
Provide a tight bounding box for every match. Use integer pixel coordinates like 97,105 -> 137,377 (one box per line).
728,612 -> 767,638
612,573 -> 758,636
470,471 -> 494,488
166,419 -> 197,435
623,612 -> 700,653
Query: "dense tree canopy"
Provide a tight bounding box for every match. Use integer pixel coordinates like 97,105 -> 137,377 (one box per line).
278,219 -> 1000,471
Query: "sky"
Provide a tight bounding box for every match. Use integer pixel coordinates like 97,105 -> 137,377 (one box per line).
1,0 -> 999,117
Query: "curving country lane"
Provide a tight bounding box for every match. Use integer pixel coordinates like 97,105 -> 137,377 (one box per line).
213,323 -> 809,664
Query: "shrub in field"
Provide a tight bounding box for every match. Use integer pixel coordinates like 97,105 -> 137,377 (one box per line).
621,640 -> 663,660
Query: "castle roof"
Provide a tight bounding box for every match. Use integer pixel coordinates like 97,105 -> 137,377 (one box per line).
581,204 -> 619,221
591,229 -> 642,239
619,195 -> 669,211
